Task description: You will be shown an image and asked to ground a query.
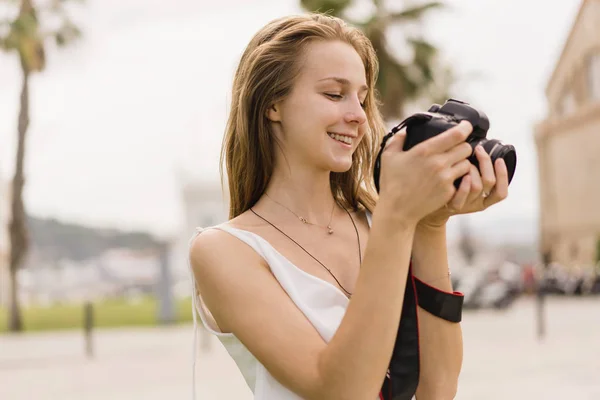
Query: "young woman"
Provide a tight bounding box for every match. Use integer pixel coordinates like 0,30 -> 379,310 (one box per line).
189,12 -> 508,400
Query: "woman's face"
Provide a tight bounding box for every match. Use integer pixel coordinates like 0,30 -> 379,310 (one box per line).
268,40 -> 369,173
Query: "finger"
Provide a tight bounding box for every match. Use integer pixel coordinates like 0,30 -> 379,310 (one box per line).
445,142 -> 473,167
475,145 -> 496,195
449,159 -> 472,181
414,120 -> 473,155
384,129 -> 407,153
466,164 -> 483,201
484,158 -> 509,207
448,174 -> 472,211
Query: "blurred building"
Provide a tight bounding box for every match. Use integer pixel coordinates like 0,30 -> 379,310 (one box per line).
18,248 -> 162,306
169,177 -> 228,287
181,179 -> 229,232
534,0 -> 600,267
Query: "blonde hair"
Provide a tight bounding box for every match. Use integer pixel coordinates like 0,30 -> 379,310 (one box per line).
220,13 -> 386,219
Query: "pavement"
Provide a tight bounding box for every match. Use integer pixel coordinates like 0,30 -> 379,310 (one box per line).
1,296 -> 599,400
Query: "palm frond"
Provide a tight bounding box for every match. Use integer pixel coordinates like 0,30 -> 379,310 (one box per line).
53,17 -> 81,46
300,0 -> 354,17
1,0 -> 83,70
0,18 -> 12,48
386,2 -> 445,22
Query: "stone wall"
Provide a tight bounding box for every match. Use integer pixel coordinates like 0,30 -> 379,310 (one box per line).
535,0 -> 600,267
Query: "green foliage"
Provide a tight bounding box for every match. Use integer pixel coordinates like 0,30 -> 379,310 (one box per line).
0,0 -> 82,72
300,0 -> 353,17
385,2 -> 445,21
54,18 -> 81,46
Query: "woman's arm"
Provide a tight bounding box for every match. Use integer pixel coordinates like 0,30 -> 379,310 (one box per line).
410,141 -> 510,399
411,223 -> 463,400
190,202 -> 415,400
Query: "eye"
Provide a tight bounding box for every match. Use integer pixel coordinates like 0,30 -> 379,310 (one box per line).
325,93 -> 367,109
325,93 -> 343,100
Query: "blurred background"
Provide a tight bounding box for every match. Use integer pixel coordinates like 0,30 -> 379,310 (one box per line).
0,0 -> 599,399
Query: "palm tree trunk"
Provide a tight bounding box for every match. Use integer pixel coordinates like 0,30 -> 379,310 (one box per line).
8,67 -> 31,332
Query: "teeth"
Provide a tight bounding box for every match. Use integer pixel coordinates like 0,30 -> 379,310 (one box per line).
328,132 -> 352,145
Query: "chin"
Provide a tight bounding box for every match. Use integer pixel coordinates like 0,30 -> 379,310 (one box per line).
329,160 -> 353,174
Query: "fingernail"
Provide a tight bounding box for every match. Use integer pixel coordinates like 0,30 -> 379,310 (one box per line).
460,121 -> 471,132
476,145 -> 484,154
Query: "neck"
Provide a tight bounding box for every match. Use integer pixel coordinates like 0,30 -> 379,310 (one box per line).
260,165 -> 338,226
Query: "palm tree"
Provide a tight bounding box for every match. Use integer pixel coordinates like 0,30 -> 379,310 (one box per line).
0,0 -> 81,332
301,0 -> 453,120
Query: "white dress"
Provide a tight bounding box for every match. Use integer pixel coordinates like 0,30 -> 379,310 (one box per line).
188,211 -> 393,399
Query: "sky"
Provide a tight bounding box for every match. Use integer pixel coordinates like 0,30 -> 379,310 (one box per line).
0,0 -> 583,239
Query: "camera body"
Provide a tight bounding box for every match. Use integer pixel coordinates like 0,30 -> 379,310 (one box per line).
374,99 -> 517,192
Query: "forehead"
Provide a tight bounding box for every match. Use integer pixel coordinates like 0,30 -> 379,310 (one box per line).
296,40 -> 367,87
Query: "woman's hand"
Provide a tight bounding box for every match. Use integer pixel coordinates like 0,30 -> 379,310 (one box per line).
419,143 -> 510,228
376,121 -> 474,227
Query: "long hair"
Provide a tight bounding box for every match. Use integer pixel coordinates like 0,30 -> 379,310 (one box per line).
220,13 -> 387,219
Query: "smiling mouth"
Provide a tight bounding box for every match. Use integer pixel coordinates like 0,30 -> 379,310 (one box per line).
327,132 -> 352,145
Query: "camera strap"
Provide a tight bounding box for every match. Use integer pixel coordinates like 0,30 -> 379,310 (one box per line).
373,114 -> 430,193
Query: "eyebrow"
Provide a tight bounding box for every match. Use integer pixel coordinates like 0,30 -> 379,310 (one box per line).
318,77 -> 368,92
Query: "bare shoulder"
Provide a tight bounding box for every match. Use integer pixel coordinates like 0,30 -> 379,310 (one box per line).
189,223 -> 264,281
188,224 -> 268,333
189,226 -> 233,265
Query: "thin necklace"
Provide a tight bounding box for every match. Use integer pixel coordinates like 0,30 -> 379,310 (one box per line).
250,206 -> 361,298
264,192 -> 336,234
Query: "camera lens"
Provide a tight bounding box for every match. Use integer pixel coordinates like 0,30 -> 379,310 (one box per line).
475,139 -> 517,184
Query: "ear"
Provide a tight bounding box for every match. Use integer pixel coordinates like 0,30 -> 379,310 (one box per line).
266,103 -> 282,122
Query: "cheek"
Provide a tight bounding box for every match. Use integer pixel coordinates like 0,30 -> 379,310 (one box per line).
357,123 -> 369,142
288,97 -> 336,132
285,94 -> 322,122
278,100 -> 306,137
278,93 -> 348,147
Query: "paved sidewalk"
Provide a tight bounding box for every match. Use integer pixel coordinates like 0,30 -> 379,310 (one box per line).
1,296 -> 599,399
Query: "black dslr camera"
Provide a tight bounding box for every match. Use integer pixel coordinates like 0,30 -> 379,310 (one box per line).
373,99 -> 517,192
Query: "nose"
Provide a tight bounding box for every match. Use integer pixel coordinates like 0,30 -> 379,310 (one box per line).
344,98 -> 367,125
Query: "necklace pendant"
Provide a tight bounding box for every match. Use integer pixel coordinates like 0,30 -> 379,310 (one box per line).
327,226 -> 333,234
299,216 -> 308,224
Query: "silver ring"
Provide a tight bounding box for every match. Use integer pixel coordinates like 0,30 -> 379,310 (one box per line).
482,191 -> 490,198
